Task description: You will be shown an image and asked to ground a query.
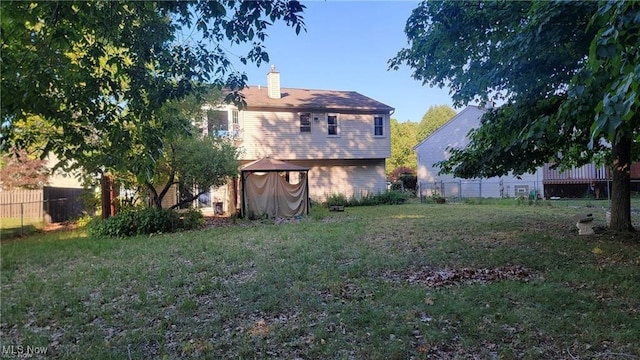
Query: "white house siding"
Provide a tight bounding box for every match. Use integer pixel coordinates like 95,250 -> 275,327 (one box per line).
237,109 -> 391,161
414,105 -> 543,199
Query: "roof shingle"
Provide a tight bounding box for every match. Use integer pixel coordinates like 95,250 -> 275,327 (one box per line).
240,86 -> 394,113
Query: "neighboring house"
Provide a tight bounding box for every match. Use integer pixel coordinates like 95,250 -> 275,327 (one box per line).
46,153 -> 85,189
414,105 -> 544,199
198,65 -> 394,212
543,163 -> 610,199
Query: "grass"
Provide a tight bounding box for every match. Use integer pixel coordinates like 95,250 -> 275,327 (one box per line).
1,201 -> 639,359
0,217 -> 45,238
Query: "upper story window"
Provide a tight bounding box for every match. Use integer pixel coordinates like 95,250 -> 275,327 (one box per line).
300,113 -> 311,133
374,116 -> 384,136
327,114 -> 338,136
207,109 -> 229,135
205,108 -> 241,137
231,110 -> 239,132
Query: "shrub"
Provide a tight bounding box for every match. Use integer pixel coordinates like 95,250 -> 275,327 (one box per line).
179,208 -> 205,230
398,174 -> 417,194
89,210 -> 137,237
135,208 -> 179,234
89,207 -> 202,238
390,181 -> 403,192
375,190 -> 409,205
325,193 -> 348,207
322,191 -> 409,208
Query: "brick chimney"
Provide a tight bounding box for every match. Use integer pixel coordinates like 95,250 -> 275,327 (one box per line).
267,65 -> 281,99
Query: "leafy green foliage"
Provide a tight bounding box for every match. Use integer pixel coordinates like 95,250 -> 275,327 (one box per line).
88,207 -> 203,237
388,105 -> 454,176
179,208 -> 206,230
324,191 -> 409,207
417,105 -> 456,141
388,119 -> 419,174
390,0 -> 640,231
588,1 -> 640,146
147,132 -> 240,209
1,0 -> 305,196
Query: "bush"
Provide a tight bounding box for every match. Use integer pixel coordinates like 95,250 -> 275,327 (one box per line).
136,208 -> 179,234
399,174 -> 417,194
322,190 -> 409,208
89,207 -> 203,238
325,193 -> 348,207
180,208 -> 205,230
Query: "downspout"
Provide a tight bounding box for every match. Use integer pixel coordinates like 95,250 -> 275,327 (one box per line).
306,171 -> 310,215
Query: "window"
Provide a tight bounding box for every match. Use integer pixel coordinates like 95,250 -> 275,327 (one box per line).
374,116 -> 384,136
300,113 -> 311,133
327,114 -> 338,136
231,110 -> 239,133
207,109 -> 229,136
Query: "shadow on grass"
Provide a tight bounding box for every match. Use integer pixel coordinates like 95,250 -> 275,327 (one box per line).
0,225 -> 41,240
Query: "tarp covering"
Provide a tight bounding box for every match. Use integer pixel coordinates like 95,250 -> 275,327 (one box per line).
241,157 -> 309,172
243,172 -> 308,218
241,157 -> 309,218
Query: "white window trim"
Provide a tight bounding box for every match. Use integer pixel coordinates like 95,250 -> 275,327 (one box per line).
373,114 -> 385,138
299,112 -> 312,133
326,113 -> 340,137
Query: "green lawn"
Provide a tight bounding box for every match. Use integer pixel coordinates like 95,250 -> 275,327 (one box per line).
0,218 -> 45,239
1,202 -> 639,359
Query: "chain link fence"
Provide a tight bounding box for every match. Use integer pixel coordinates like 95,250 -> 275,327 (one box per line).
0,187 -> 94,238
417,179 -> 640,203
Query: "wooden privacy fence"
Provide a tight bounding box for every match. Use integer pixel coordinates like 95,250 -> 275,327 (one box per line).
0,187 -> 92,224
0,189 -> 44,220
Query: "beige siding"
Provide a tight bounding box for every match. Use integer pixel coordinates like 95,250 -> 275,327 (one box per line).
286,159 -> 386,202
238,110 -> 390,160
160,185 -> 178,209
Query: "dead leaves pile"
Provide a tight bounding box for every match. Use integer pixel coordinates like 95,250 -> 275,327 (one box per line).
385,265 -> 536,288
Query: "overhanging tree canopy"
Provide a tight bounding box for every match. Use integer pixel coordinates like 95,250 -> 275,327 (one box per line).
390,0 -> 640,232
1,0 -> 305,207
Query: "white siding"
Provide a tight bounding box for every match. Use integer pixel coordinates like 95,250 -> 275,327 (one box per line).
238,110 -> 390,160
414,106 -> 543,198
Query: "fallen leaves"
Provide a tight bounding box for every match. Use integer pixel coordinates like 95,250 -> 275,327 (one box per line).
385,265 -> 536,288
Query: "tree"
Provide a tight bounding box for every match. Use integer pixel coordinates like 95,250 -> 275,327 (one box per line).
390,0 -> 639,232
389,119 -> 419,174
1,1 -> 305,214
0,148 -> 49,190
417,105 -> 456,141
145,113 -> 240,209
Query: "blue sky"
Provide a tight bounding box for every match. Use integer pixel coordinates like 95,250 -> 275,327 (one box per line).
221,1 -> 456,122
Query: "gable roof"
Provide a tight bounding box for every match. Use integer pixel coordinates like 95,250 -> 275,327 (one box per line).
240,86 -> 394,113
413,105 -> 487,151
240,157 -> 309,172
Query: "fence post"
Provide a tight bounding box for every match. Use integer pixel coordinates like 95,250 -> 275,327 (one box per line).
21,203 -> 24,237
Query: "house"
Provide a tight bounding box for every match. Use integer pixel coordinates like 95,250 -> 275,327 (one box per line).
413,105 -> 544,199
197,66 -> 394,214
543,163 -> 610,199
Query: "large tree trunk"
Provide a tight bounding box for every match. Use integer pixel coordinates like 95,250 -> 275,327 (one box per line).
101,174 -> 118,219
609,137 -> 634,232
145,182 -> 163,209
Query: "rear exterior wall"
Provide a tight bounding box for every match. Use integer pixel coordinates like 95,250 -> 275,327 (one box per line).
237,109 -> 391,160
